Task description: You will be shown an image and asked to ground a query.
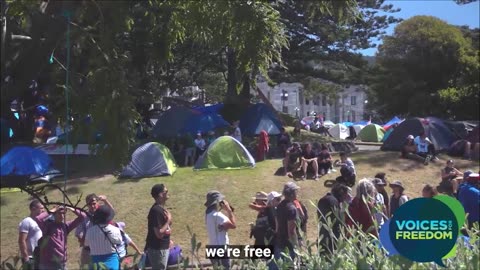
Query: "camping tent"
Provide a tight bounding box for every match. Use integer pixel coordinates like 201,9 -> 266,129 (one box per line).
329,124 -> 350,140
194,136 -> 255,170
341,121 -> 354,127
358,124 -> 385,142
180,112 -> 230,135
323,120 -> 335,128
1,146 -> 61,187
382,128 -> 394,142
353,124 -> 365,135
151,107 -> 197,138
444,121 -> 477,140
466,126 -> 479,144
381,117 -> 457,151
239,103 -> 282,136
120,142 -> 177,178
383,116 -> 403,130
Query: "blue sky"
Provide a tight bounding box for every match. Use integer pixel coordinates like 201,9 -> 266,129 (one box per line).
359,0 -> 480,56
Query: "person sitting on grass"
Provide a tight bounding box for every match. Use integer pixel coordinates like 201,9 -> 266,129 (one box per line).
334,152 -> 356,187
441,159 -> 463,182
300,143 -> 319,180
422,184 -> 438,198
317,144 -> 333,176
389,181 -> 408,218
283,143 -> 302,178
401,135 -> 425,163
414,131 -> 439,165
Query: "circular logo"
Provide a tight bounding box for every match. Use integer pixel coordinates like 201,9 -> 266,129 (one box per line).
380,195 -> 465,266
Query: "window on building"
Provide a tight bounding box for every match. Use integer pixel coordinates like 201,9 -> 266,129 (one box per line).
322,95 -> 327,106
283,106 -> 288,114
313,96 -> 319,105
306,99 -> 310,105
351,96 -> 357,105
352,111 -> 356,122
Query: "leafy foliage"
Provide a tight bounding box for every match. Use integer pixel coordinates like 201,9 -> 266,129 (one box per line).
368,16 -> 479,119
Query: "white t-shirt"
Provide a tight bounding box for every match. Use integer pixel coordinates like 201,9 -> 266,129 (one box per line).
117,231 -> 132,258
206,211 -> 230,245
195,138 -> 206,150
414,136 -> 431,153
344,158 -> 356,175
374,193 -> 385,226
18,217 -> 43,256
233,127 -> 242,142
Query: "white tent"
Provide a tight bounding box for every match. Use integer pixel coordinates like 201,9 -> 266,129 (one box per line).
329,124 -> 350,140
353,124 -> 365,134
323,120 -> 335,128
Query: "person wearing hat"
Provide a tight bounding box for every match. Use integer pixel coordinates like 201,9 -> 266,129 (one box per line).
371,178 -> 387,227
316,183 -> 351,255
145,184 -> 172,270
374,172 -> 390,217
34,205 -> 86,270
283,142 -> 302,177
274,182 -> 301,265
441,160 -> 463,182
85,205 -> 122,270
249,192 -> 275,246
401,135 -> 425,163
457,173 -> 479,229
389,181 -> 409,217
75,194 -> 114,267
205,190 -> 236,270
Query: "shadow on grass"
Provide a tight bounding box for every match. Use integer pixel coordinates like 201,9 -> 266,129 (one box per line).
50,155 -> 117,181
112,176 -> 154,184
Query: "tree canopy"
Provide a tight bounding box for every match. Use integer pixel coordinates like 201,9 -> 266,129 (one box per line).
368,16 -> 479,120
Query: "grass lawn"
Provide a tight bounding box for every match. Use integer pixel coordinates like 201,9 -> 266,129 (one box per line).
1,150 -> 479,268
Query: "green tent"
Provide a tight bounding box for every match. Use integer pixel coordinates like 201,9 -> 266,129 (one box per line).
120,142 -> 177,178
358,124 -> 386,142
194,136 -> 256,170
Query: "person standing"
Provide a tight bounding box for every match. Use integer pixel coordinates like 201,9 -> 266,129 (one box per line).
275,182 -> 301,265
35,206 -> 86,270
256,130 -> 270,161
374,173 -> 390,217
347,179 -> 378,237
194,132 -> 207,161
145,184 -> 172,270
18,200 -> 45,269
232,120 -> 242,143
205,190 -> 236,270
317,184 -> 351,255
389,181 -> 409,217
85,205 -> 122,270
75,194 -> 114,268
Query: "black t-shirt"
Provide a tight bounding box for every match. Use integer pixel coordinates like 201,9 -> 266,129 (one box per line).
318,150 -> 331,161
287,148 -> 302,163
276,200 -> 297,247
317,193 -> 341,239
303,150 -> 316,160
145,204 -> 170,250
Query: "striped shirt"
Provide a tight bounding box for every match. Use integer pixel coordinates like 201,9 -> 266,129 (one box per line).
85,224 -> 122,256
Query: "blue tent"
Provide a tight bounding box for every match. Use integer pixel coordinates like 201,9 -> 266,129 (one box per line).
180,112 -> 230,135
383,116 -> 403,130
353,120 -> 370,126
192,104 -> 224,115
341,121 -> 354,127
239,103 -> 283,136
0,147 -> 61,188
1,147 -> 53,176
151,107 -> 197,138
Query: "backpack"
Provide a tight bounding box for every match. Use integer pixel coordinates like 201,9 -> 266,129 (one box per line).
250,213 -> 274,244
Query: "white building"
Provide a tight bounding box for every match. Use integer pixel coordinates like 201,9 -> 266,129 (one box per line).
256,79 -> 368,123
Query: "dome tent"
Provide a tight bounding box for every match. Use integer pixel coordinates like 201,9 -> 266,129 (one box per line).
120,142 -> 177,178
358,124 -> 386,142
239,103 -> 282,136
194,136 -> 255,170
381,117 -> 457,152
328,124 -> 350,140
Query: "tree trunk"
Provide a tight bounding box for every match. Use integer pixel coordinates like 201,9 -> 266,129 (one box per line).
225,46 -> 238,103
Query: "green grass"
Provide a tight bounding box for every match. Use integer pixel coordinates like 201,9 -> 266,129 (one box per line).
1,151 -> 479,269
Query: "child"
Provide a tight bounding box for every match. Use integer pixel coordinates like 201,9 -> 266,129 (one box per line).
114,222 -> 143,263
